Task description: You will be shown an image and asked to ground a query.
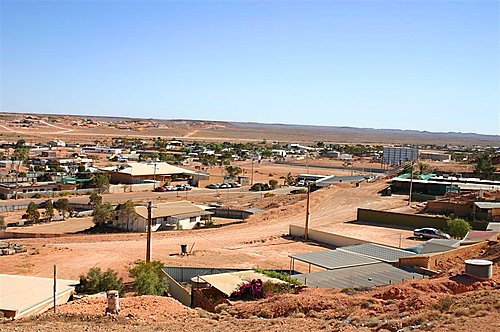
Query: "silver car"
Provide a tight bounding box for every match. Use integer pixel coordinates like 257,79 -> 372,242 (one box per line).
413,227 -> 451,240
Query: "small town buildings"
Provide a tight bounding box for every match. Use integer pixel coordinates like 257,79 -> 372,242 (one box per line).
271,149 -> 287,158
102,162 -> 197,185
81,146 -> 122,155
0,160 -> 22,170
419,151 -> 451,162
112,200 -> 212,232
474,202 -> 500,222
47,140 -> 66,147
324,150 -> 340,158
0,182 -> 77,199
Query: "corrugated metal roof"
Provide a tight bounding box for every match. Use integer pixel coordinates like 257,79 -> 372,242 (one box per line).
294,263 -> 423,289
474,202 -> 500,209
289,250 -> 380,270
135,201 -> 206,219
315,175 -> 366,187
421,239 -> 461,254
487,223 -> 500,232
337,243 -> 415,263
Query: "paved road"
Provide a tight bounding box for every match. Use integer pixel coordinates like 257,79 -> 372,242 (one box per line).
0,186 -> 298,209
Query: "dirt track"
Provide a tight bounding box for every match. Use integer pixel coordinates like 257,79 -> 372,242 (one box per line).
0,181 -> 418,280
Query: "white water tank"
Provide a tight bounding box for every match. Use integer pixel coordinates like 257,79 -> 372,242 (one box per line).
464,259 -> 493,280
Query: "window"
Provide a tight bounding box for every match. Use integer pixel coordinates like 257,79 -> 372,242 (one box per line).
190,216 -> 197,222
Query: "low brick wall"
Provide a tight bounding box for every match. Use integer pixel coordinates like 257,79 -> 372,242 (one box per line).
0,230 -> 69,239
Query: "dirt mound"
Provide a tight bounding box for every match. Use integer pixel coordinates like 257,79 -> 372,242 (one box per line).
224,288 -> 357,319
53,295 -> 193,321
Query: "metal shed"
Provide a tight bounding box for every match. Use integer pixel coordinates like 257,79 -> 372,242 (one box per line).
337,243 -> 416,263
289,249 -> 380,272
294,263 -> 423,289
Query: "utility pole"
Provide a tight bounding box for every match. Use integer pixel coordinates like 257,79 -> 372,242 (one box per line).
305,184 -> 311,241
408,160 -> 414,206
53,265 -> 57,313
146,201 -> 152,262
250,159 -> 254,186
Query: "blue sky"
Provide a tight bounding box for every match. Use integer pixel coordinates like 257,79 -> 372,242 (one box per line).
1,1 -> 499,135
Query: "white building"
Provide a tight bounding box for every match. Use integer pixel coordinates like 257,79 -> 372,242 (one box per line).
382,147 -> 418,165
271,149 -> 287,157
112,201 -> 212,232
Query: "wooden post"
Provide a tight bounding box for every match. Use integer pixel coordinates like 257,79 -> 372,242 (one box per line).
53,265 -> 57,313
305,185 -> 311,241
146,202 -> 152,262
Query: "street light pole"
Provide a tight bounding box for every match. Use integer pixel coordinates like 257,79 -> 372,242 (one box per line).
146,201 -> 152,262
250,159 -> 254,186
153,162 -> 157,190
408,160 -> 414,206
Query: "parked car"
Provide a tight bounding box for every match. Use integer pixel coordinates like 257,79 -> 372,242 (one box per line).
230,182 -> 241,188
413,228 -> 451,240
206,184 -> 219,189
164,185 -> 175,191
154,186 -> 167,192
219,183 -> 231,189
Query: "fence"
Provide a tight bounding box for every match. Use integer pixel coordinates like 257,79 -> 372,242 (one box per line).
357,208 -> 488,231
108,183 -> 155,194
162,266 -> 251,307
0,204 -> 30,213
357,208 -> 449,230
289,225 -> 370,247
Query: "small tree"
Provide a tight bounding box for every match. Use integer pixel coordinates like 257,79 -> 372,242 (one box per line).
269,179 -> 278,190
90,172 -> 111,193
128,260 -> 168,296
76,267 -> 124,294
54,198 -> 70,220
225,166 -> 242,180
92,203 -> 114,225
447,218 -> 471,239
89,192 -> 103,207
44,200 -> 54,222
26,202 -> 40,223
285,172 -> 295,186
474,154 -> 496,180
117,200 -> 135,232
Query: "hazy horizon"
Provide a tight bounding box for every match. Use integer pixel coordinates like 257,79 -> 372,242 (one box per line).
3,110 -> 499,138
1,1 -> 499,135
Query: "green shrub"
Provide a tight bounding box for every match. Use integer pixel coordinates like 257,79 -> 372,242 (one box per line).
128,260 -> 168,295
262,280 -> 294,297
77,267 -> 124,294
263,192 -> 275,198
253,268 -> 301,285
433,296 -> 455,312
447,218 -> 471,239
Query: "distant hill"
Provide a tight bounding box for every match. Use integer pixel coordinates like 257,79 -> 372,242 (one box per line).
0,112 -> 498,146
